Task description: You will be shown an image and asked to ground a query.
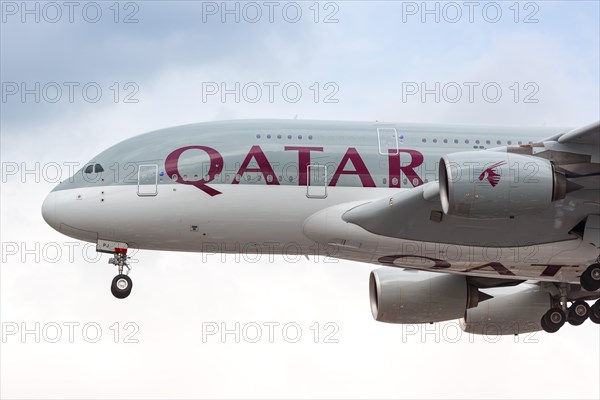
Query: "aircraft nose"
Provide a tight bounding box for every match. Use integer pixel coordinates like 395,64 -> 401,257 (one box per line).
41,191 -> 59,231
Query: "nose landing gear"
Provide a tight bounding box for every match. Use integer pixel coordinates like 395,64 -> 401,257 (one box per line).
109,248 -> 132,299
97,240 -> 133,299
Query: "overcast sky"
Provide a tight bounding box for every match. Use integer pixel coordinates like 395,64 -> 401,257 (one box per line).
1,1 -> 599,399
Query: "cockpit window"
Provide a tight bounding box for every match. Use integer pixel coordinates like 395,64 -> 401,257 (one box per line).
84,164 -> 104,174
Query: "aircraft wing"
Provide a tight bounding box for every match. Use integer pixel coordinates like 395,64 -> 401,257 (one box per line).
341,121 -> 600,248
557,121 -> 599,145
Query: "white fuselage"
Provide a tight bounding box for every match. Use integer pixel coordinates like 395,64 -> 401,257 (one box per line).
42,183 -> 597,284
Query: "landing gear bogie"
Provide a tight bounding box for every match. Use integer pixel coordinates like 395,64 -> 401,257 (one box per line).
541,298 -> 599,332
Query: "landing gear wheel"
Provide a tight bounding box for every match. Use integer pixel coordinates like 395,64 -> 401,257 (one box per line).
106,246 -> 132,299
590,300 -> 600,324
540,316 -> 551,333
111,274 -> 133,299
541,308 -> 566,333
580,263 -> 600,291
567,300 -> 589,326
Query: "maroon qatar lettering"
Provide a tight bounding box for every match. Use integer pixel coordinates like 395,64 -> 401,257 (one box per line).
232,145 -> 280,185
378,255 -> 560,278
284,146 -> 324,186
388,149 -> 424,188
378,255 -> 451,269
464,262 -> 515,276
164,144 -> 425,195
165,146 -> 224,197
534,264 -> 570,277
329,147 -> 376,188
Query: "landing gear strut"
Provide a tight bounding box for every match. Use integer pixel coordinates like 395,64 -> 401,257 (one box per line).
108,248 -> 132,299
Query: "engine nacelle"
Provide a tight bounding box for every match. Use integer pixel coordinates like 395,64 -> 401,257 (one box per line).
460,288 -> 551,335
369,268 -> 480,324
439,151 -> 566,218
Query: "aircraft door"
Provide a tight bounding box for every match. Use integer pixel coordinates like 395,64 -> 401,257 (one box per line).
307,164 -> 327,198
137,164 -> 158,196
377,127 -> 399,155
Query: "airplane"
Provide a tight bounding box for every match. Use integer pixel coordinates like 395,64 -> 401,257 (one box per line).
41,119 -> 600,335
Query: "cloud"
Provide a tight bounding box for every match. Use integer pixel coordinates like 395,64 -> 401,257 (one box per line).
1,1 -> 599,399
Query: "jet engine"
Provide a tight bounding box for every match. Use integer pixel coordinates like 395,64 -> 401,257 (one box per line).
439,151 -> 567,218
369,268 -> 483,324
460,288 -> 552,335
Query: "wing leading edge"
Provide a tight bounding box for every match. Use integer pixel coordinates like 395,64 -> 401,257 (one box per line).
557,121 -> 599,146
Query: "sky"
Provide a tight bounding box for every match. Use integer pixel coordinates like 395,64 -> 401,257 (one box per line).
1,1 -> 599,399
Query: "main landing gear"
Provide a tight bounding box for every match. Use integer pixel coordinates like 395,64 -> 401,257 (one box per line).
541,308 -> 566,334
590,300 -> 600,324
541,301 -> 600,333
580,263 -> 600,292
108,247 -> 132,299
540,281 -> 600,333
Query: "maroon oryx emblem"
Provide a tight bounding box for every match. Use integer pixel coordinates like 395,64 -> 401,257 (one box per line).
478,161 -> 506,187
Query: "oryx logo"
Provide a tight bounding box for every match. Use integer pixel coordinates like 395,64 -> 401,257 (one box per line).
478,161 -> 506,187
